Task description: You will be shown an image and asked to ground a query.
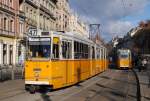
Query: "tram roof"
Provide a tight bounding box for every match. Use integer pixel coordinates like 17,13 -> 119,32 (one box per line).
30,31 -> 105,47
53,31 -> 94,44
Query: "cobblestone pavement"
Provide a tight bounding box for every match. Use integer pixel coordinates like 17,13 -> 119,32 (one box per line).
0,69 -> 149,101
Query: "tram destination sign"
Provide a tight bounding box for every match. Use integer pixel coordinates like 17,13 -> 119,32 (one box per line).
41,32 -> 50,36
29,37 -> 51,41
28,27 -> 37,36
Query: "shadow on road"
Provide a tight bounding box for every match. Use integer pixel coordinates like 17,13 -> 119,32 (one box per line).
39,90 -> 52,101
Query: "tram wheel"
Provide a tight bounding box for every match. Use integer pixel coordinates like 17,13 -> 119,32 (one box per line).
25,85 -> 29,91
29,85 -> 36,94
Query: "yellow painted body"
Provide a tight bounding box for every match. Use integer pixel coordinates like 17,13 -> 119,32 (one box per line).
25,59 -> 108,89
118,59 -> 132,69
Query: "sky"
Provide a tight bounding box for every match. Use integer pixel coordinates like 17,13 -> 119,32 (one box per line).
69,0 -> 150,42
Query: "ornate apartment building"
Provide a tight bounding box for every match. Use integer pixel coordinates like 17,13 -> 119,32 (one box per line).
69,13 -> 89,37
17,0 -> 57,65
0,0 -> 19,65
19,0 -> 57,33
0,0 -> 89,66
56,0 -> 70,32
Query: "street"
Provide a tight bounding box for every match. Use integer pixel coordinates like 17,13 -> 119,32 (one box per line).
0,69 -> 149,101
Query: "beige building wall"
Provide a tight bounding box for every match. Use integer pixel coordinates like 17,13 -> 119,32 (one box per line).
0,0 -> 19,65
18,0 -> 57,65
56,0 -> 70,32
69,13 -> 89,36
19,0 -> 57,33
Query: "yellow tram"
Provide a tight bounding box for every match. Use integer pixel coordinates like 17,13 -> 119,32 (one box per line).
25,31 -> 108,92
117,49 -> 132,69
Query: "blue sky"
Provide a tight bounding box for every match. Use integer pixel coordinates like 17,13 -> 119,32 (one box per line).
69,0 -> 150,42
122,3 -> 150,26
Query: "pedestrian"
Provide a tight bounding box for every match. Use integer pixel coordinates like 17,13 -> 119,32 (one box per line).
142,58 -> 148,70
147,57 -> 150,88
138,57 -> 142,72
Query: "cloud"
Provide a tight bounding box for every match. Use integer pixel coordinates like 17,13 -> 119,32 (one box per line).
105,21 -> 133,37
69,0 -> 149,41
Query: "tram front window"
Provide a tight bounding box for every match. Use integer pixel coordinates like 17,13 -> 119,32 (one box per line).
120,53 -> 129,59
29,41 -> 51,59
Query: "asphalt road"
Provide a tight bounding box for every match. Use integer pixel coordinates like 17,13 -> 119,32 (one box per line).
0,69 -> 141,101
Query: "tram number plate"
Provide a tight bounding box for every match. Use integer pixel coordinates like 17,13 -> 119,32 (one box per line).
33,68 -> 41,72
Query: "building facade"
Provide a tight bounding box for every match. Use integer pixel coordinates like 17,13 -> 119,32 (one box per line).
56,0 -> 70,32
19,0 -> 57,33
17,0 -> 57,65
0,0 -> 89,66
0,0 -> 19,65
69,13 -> 89,36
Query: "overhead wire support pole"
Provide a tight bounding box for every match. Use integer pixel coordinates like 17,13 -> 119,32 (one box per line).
89,24 -> 101,43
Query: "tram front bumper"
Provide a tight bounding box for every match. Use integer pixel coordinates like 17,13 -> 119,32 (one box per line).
25,81 -> 50,85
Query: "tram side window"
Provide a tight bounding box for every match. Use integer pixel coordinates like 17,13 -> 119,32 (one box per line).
74,41 -> 79,59
80,43 -> 84,59
84,44 -> 88,59
88,46 -> 91,59
74,41 -> 89,59
62,41 -> 72,59
53,44 -> 59,59
96,48 -> 100,59
92,46 -> 95,59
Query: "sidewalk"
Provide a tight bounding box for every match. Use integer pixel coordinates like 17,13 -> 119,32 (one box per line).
136,70 -> 150,101
0,80 -> 25,100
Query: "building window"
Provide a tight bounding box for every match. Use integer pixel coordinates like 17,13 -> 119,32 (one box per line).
9,45 -> 13,65
3,44 -> 7,64
19,21 -> 24,33
10,20 -> 13,32
0,14 -> 1,29
4,18 -> 7,30
10,0 -> 13,8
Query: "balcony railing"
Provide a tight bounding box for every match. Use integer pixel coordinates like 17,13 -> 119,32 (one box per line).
0,2 -> 15,15
19,10 -> 26,18
40,4 -> 56,20
25,0 -> 38,8
0,29 -> 15,37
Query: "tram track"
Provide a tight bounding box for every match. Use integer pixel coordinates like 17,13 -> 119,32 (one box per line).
0,69 -> 141,101
59,70 -> 115,101
0,89 -> 26,101
88,70 -> 130,101
84,70 -> 120,101
132,69 -> 141,101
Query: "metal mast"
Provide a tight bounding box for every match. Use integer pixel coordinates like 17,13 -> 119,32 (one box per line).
89,24 -> 101,43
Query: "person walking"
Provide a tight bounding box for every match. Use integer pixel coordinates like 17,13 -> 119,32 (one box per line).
142,58 -> 148,70
138,57 -> 142,72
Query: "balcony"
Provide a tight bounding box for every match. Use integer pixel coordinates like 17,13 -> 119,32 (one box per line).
0,2 -> 15,15
25,0 -> 38,9
26,17 -> 37,27
40,4 -> 56,20
19,10 -> 26,19
0,29 -> 15,38
51,0 -> 58,5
